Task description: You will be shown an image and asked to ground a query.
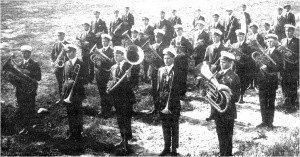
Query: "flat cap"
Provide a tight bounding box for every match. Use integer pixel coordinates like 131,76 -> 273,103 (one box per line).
265,33 -> 278,40
235,29 -> 246,35
284,24 -> 296,29
93,9 -> 100,13
101,34 -> 112,40
64,44 -> 77,52
249,23 -> 259,28
211,29 -> 222,36
171,9 -> 176,12
160,11 -> 165,14
226,7 -> 233,11
82,21 -> 90,26
113,46 -> 126,55
277,6 -> 283,10
220,51 -> 235,61
56,30 -> 66,35
163,47 -> 176,58
20,45 -> 32,52
154,29 -> 165,35
212,13 -> 219,18
264,21 -> 271,26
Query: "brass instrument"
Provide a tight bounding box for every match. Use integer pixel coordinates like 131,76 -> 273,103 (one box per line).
113,22 -> 123,35
90,44 -> 112,67
277,44 -> 298,64
160,71 -> 174,114
63,64 -> 81,103
196,61 -> 232,113
52,43 -> 66,71
122,30 -> 134,45
2,56 -> 38,94
106,44 -> 144,93
248,37 -> 277,65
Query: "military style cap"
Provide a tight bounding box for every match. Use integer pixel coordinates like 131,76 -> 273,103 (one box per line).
249,23 -> 259,29
154,29 -> 165,35
20,45 -> 32,52
174,24 -> 183,30
284,24 -> 296,29
163,47 -> 176,58
264,21 -> 271,26
212,13 -> 219,18
82,21 -> 90,26
211,29 -> 222,36
196,20 -> 207,26
64,44 -> 77,52
113,46 -> 126,55
131,27 -> 139,33
220,51 -> 235,61
101,34 -> 112,40
265,34 -> 278,40
235,29 -> 246,35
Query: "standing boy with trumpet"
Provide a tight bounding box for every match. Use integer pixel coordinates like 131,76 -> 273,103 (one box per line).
157,48 -> 186,156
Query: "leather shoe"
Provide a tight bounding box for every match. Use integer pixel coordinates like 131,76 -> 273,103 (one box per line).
171,149 -> 178,156
205,116 -> 213,121
256,122 -> 268,128
267,124 -> 274,130
159,148 -> 170,156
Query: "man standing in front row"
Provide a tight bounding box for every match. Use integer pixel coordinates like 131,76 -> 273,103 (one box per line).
16,45 -> 41,134
157,48 -> 186,156
62,44 -> 88,142
213,51 -> 240,156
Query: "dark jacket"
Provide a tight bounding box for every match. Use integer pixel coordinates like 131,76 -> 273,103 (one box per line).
224,15 -> 239,43
142,25 -> 155,43
243,12 -> 252,25
284,12 -> 296,26
168,16 -> 182,26
280,37 -> 299,72
192,15 -> 205,28
122,13 -> 135,31
150,42 -> 168,73
78,31 -> 96,54
51,40 -> 70,62
154,19 -> 174,45
170,36 -> 193,57
109,18 -> 124,38
90,18 -> 108,35
204,43 -> 226,72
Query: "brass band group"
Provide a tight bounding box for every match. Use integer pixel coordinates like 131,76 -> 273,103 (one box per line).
2,3 -> 299,156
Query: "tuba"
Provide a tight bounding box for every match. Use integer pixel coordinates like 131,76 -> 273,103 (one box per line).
196,61 -> 232,113
2,56 -> 38,94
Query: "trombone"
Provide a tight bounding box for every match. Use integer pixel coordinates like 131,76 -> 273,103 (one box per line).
62,64 -> 81,103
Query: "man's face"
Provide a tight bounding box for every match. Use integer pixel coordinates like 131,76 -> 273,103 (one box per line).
114,12 -> 119,17
278,9 -> 283,14
227,10 -> 233,15
220,60 -> 231,70
83,24 -> 89,31
197,24 -> 205,30
102,38 -> 109,47
250,27 -> 258,33
285,8 -> 290,12
132,32 -> 138,38
175,28 -> 182,36
237,34 -> 245,42
114,53 -> 124,63
66,50 -> 76,59
21,51 -> 31,60
143,19 -> 149,25
155,34 -> 163,43
94,12 -> 100,19
212,34 -> 221,43
266,38 -> 277,48
164,54 -> 174,66
160,13 -> 165,19
172,11 -> 176,16
264,25 -> 270,30
57,34 -> 65,41
285,28 -> 294,38
125,8 -> 129,13
197,10 -> 201,16
213,16 -> 219,22
242,5 -> 246,11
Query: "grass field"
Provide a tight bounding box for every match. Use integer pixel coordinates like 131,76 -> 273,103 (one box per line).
1,0 -> 299,156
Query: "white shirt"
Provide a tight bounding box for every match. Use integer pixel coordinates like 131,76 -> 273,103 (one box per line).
118,60 -> 125,69
214,42 -> 221,48
220,67 -> 230,75
165,64 -> 174,74
58,40 -> 65,44
23,58 -> 30,64
268,47 -> 275,55
144,24 -> 149,30
102,46 -> 109,51
70,57 -> 77,65
176,35 -> 182,42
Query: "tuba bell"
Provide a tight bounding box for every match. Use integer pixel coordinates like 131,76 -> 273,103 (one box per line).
2,56 -> 38,94
196,61 -> 232,113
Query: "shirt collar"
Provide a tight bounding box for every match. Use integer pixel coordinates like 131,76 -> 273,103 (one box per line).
71,57 -> 77,65
59,40 -> 65,43
157,41 -> 162,46
24,58 -> 30,64
221,67 -> 230,75
165,64 -> 174,73
287,37 -> 293,40
214,42 -> 221,48
103,46 -> 109,51
269,47 -> 275,54
118,60 -> 125,68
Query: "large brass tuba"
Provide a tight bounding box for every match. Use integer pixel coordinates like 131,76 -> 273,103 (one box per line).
196,61 -> 232,113
2,56 -> 38,94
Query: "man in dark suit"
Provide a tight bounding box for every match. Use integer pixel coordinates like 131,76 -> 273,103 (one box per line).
51,30 -> 69,101
168,9 -> 182,26
194,20 -> 211,66
203,29 -> 227,121
148,29 -> 168,114
154,11 -> 174,46
192,9 -> 205,28
283,5 -> 295,26
109,10 -> 124,46
256,34 -> 283,129
280,24 -> 299,111
90,9 -> 108,49
141,17 -> 155,44
157,48 -> 186,156
229,29 -> 253,103
224,7 -> 239,44
77,22 -> 96,83
209,14 -> 225,39
239,4 -> 251,32
90,34 -> 115,118
212,51 -> 240,156
16,45 -> 41,134
107,46 -> 136,154
262,21 -> 274,38
62,44 -> 88,142
130,28 -> 141,89
122,7 -> 135,37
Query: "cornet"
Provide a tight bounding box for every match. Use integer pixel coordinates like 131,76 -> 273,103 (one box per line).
160,71 -> 174,115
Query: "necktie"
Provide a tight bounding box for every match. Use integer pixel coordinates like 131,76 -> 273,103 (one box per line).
116,63 -> 120,76
287,39 -> 289,45
69,60 -> 73,68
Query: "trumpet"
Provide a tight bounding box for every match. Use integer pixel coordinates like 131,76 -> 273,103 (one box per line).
52,43 -> 66,71
90,44 -> 112,67
277,44 -> 298,64
63,64 -> 81,103
160,71 -> 174,114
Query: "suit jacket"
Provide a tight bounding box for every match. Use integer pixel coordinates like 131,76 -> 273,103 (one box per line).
170,36 -> 193,57
204,43 -> 226,72
122,13 -> 135,31
108,62 -> 136,104
157,65 -> 186,112
51,40 -> 70,62
150,42 -> 168,73
142,25 -> 155,43
90,18 -> 108,35
243,12 -> 251,25
192,15 -> 205,28
210,22 -> 225,34
168,16 -> 182,26
16,58 -> 42,96
224,15 -> 239,43
154,19 -> 174,44
280,37 -> 299,72
63,58 -> 88,99
213,69 -> 240,119
109,17 -> 124,39
285,12 -> 296,26
231,41 -> 252,72
78,30 -> 96,54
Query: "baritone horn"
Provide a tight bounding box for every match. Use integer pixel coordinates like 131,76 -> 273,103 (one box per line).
196,61 -> 232,113
90,44 -> 111,67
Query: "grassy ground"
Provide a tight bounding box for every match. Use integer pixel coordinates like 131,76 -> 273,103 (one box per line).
1,0 -> 300,156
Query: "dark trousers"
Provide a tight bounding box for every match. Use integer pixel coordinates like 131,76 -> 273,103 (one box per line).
131,65 -> 140,88
282,71 -> 298,107
16,93 -> 36,128
65,97 -> 83,138
236,65 -> 251,95
96,79 -> 112,113
151,76 -> 159,111
258,80 -> 277,125
160,112 -> 180,149
115,102 -> 133,140
54,67 -> 64,96
82,54 -> 94,82
143,61 -> 149,78
112,37 -> 122,46
215,117 -> 234,156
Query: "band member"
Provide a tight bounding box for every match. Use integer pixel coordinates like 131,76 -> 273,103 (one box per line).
283,5 -> 295,26
239,4 -> 251,32
130,28 -> 141,89
213,51 -> 240,156
256,34 -> 283,129
107,46 -> 136,153
62,44 -> 88,142
194,21 -> 211,66
77,22 -> 96,83
209,14 -> 225,39
203,29 -> 226,121
192,9 -> 205,28
90,9 -> 108,48
261,21 -> 273,38
16,45 -> 41,134
141,17 -> 155,44
168,9 -> 182,26
248,23 -> 266,48
148,29 -> 168,114
154,11 -> 174,46
271,6 -> 286,41
224,7 -> 239,44
229,29 -> 252,103
280,24 -> 299,110
122,6 -> 135,37
91,34 -> 115,118
109,10 -> 124,46
51,30 -> 69,99
194,20 -> 210,45
157,48 -> 186,156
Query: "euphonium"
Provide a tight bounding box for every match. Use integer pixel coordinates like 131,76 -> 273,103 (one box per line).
196,61 -> 232,113
2,56 -> 38,94
90,44 -> 111,67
